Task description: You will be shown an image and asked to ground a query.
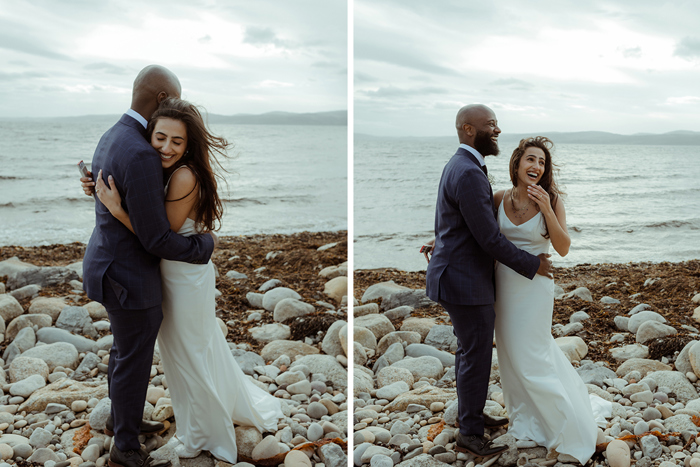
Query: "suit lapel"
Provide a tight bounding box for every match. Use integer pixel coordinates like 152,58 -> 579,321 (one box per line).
457,147 -> 496,217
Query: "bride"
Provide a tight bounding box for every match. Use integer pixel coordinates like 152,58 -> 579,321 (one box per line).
493,136 -> 610,464
88,97 -> 283,462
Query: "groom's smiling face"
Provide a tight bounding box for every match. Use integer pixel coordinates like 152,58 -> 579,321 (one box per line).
474,128 -> 500,157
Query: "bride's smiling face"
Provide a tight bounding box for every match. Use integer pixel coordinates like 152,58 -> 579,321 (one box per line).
516,147 -> 546,186
151,117 -> 188,169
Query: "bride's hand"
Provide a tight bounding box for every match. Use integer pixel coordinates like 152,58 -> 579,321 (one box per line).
527,185 -> 551,212
95,170 -> 124,216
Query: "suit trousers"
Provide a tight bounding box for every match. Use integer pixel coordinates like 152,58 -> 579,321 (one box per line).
103,275 -> 163,451
440,300 -> 495,436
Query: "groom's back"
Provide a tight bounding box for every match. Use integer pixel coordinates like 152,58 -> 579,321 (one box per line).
83,115 -> 164,310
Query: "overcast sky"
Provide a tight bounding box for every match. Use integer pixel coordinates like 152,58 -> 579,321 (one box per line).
0,0 -> 347,118
355,0 -> 700,136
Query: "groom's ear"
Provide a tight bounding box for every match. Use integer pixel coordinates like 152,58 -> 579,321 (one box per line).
157,91 -> 168,103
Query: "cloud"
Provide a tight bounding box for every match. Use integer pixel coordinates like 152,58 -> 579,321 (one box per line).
243,26 -> 292,49
198,34 -> 212,44
0,31 -> 72,61
250,80 -> 294,88
674,36 -> 700,59
357,85 -> 450,99
0,71 -> 49,82
489,79 -> 535,91
83,63 -> 130,75
621,46 -> 642,58
665,96 -> 700,105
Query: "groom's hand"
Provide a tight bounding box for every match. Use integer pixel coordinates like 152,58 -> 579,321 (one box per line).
422,238 -> 435,263
81,170 -> 95,196
536,253 -> 553,279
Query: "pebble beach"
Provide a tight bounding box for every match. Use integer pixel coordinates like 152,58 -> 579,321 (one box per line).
0,231 -> 348,467
352,260 -> 700,467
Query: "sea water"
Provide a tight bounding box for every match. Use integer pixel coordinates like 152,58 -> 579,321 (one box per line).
355,135 -> 700,270
0,119 -> 347,246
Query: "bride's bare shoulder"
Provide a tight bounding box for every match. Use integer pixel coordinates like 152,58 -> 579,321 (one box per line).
494,189 -> 507,207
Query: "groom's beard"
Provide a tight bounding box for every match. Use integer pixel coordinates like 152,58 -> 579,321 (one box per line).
474,130 -> 499,156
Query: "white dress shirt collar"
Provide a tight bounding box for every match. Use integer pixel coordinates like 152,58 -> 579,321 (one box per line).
125,109 -> 148,129
459,144 -> 485,166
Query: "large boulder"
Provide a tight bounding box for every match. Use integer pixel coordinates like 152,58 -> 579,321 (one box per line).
36,327 -> 97,353
19,379 -> 108,413
273,299 -> 314,322
249,323 -> 291,344
636,321 -> 676,344
377,331 -> 422,355
405,344 -> 454,367
55,306 -> 98,338
390,356 -> 444,380
361,281 -> 410,303
355,314 -> 395,340
28,297 -> 68,321
0,257 -> 38,276
381,289 -> 434,310
262,287 -> 301,311
628,310 -> 667,333
9,356 -> 49,383
555,336 -> 588,362
646,371 -> 699,403
7,266 -> 79,290
324,276 -> 348,303
321,320 -> 347,357
6,314 -> 53,341
425,325 -> 457,352
20,341 -> 80,370
0,295 -> 23,323
400,318 -> 436,340
616,359 -> 672,378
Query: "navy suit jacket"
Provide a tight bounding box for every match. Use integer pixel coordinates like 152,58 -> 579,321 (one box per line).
426,147 -> 540,305
83,114 -> 214,310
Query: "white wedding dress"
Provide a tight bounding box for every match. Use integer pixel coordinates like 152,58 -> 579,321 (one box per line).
157,169 -> 283,463
494,200 -> 611,464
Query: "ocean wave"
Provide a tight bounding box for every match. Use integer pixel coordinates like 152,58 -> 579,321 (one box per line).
0,175 -> 23,180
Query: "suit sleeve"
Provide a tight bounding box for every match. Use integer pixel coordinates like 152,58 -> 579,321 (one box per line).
121,152 -> 214,263
456,170 -> 540,279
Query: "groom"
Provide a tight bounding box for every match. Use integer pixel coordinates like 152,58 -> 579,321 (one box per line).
426,104 -> 552,456
83,65 -> 215,467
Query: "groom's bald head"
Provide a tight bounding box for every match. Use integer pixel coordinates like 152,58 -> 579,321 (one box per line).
130,65 -> 181,121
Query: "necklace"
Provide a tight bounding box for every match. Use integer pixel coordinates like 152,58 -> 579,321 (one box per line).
510,189 -> 532,219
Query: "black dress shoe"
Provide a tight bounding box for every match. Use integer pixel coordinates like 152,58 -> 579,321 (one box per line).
104,416 -> 165,436
455,432 -> 508,457
483,413 -> 509,428
108,445 -> 170,467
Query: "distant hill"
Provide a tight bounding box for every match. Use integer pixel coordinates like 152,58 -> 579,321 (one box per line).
2,110 -> 347,126
207,110 -> 346,126
356,130 -> 700,146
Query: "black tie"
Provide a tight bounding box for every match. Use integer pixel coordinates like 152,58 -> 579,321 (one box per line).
481,164 -> 488,176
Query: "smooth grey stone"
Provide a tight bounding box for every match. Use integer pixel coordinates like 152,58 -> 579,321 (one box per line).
72,353 -> 102,381
9,284 -> 42,301
424,325 -> 457,352
7,266 -> 78,290
230,349 -> 264,376
35,328 -> 95,354
56,307 -> 98,339
406,343 -> 455,367
381,289 -> 434,310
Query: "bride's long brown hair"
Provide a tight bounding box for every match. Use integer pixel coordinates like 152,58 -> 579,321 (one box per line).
509,136 -> 565,238
148,98 -> 230,232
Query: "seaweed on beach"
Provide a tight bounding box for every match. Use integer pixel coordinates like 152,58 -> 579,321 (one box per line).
647,336 -> 693,361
